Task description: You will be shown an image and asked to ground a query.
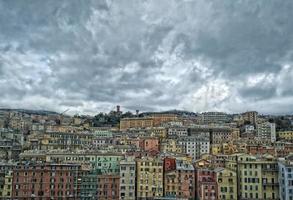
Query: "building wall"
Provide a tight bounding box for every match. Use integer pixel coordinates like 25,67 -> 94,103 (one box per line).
79,171 -> 97,200
211,129 -> 233,144
247,145 -> 276,156
216,168 -> 237,200
120,118 -> 153,131
150,114 -> 178,127
278,131 -> 293,142
278,159 -> 293,200
136,157 -> 164,199
120,157 -> 136,200
257,122 -> 276,142
167,127 -> 188,137
179,137 -> 210,161
242,111 -> 258,126
211,144 -> 222,155
195,169 -> 218,200
97,175 -> 120,200
201,112 -> 229,124
12,164 -> 80,199
28,132 -> 93,150
160,139 -> 182,154
139,138 -> 160,152
150,127 -> 167,138
237,155 -> 279,200
96,154 -> 123,175
0,171 -> 12,198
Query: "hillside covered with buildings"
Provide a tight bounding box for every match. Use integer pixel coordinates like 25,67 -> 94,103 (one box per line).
0,107 -> 293,200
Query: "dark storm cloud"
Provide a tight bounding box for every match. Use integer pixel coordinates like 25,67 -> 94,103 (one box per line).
1,0 -> 293,114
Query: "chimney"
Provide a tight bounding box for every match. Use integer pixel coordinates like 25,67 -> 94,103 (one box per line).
136,110 -> 139,116
117,105 -> 120,113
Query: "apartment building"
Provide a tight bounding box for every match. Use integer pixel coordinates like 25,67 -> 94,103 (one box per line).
136,157 -> 164,199
97,175 -> 120,200
179,136 -> 210,161
215,167 -> 237,200
231,154 -> 279,200
120,118 -> 154,131
277,131 -> 293,143
195,168 -> 218,200
164,160 -> 195,199
12,163 -> 81,199
120,156 -> 136,200
257,122 -> 276,142
278,155 -> 293,200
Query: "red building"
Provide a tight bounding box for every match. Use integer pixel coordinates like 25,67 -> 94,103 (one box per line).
12,163 -> 81,199
195,168 -> 218,200
247,145 -> 276,155
97,174 -> 120,200
164,157 -> 176,171
164,160 -> 196,200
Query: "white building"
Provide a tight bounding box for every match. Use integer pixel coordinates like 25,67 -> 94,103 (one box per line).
201,112 -> 229,124
278,155 -> 293,200
167,127 -> 188,137
257,122 -> 276,142
244,124 -> 255,133
178,136 -> 210,161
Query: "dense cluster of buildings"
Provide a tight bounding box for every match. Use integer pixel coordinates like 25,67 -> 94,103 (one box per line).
0,109 -> 293,200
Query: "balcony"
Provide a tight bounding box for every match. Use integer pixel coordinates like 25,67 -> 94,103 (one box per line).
262,182 -> 279,186
262,167 -> 278,172
262,168 -> 278,172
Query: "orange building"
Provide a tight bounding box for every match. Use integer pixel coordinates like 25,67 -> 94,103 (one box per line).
119,118 -> 153,131
139,137 -> 160,152
120,114 -> 177,130
247,145 -> 276,156
150,113 -> 178,126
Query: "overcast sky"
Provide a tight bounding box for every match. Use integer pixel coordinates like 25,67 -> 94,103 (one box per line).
1,0 -> 293,115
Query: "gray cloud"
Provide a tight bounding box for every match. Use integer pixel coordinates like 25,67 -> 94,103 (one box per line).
1,0 -> 293,115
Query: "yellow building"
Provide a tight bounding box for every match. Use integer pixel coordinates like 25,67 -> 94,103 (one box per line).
120,114 -> 177,130
216,168 -> 237,200
160,139 -> 182,153
120,118 -> 153,131
211,144 -> 222,155
27,132 -> 93,150
46,125 -> 84,133
136,157 -> 164,199
277,131 -> 293,142
226,154 -> 279,200
212,142 -> 243,155
232,128 -> 240,140
150,127 -> 167,138
222,143 -> 238,155
0,171 -> 12,198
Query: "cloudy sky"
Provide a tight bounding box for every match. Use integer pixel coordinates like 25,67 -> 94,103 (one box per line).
1,0 -> 293,115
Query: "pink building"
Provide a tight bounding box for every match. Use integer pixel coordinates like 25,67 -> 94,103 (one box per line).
164,160 -> 196,199
139,137 -> 159,152
97,175 -> 120,200
195,168 -> 218,200
12,163 -> 81,199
